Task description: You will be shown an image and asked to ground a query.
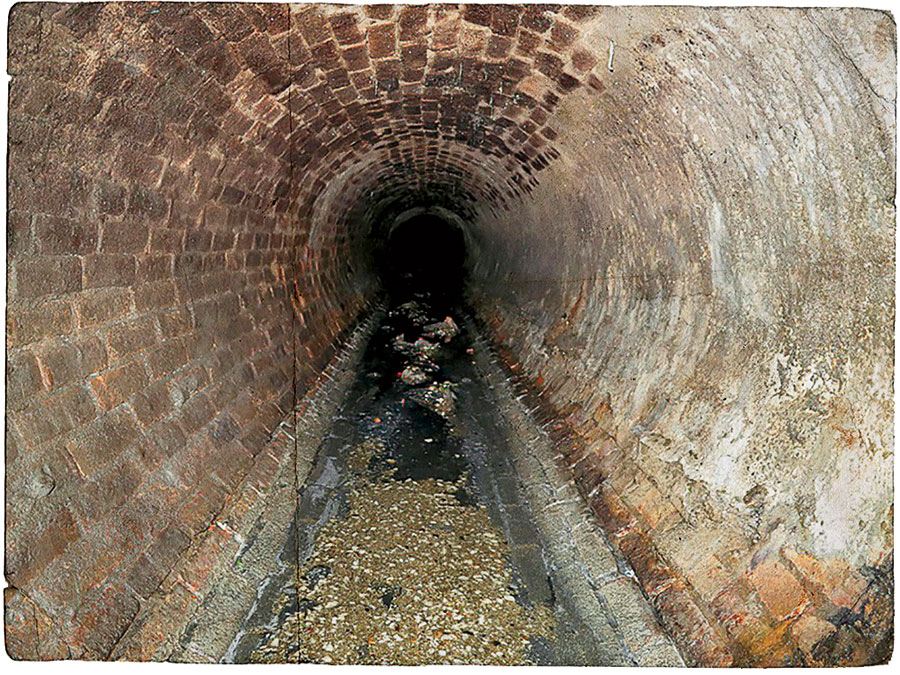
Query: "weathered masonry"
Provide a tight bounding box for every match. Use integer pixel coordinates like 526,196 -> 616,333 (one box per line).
5,3 -> 895,666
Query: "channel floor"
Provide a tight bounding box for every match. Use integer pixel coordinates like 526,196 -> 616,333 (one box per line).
228,295 -> 638,665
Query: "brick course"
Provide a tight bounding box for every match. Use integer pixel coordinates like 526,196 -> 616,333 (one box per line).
5,3 -> 892,668
6,2 -> 374,658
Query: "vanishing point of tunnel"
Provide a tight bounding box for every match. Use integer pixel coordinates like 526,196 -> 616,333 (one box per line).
4,2 -> 896,667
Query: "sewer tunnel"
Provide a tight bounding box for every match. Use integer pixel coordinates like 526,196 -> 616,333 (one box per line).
4,3 -> 895,666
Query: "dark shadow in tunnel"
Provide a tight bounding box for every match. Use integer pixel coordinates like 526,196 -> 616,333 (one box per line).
376,212 -> 468,308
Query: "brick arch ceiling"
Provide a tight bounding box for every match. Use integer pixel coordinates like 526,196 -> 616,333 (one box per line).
5,2 -> 894,666
289,4 -> 594,285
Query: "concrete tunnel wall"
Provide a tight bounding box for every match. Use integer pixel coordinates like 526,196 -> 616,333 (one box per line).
4,2 -> 895,665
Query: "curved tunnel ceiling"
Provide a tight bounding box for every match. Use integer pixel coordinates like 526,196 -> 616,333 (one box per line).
5,2 -> 895,666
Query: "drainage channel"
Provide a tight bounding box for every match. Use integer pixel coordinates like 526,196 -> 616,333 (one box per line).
225,293 -> 674,665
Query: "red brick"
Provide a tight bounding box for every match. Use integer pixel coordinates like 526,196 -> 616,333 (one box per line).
83,253 -> 136,288
5,507 -> 79,587
365,6 -> 393,21
35,340 -> 81,389
76,288 -> 133,326
368,23 -> 396,59
71,457 -> 143,524
95,180 -> 127,216
195,39 -> 241,84
535,50 -> 564,78
295,7 -> 331,45
170,14 -> 215,54
342,43 -> 370,72
74,334 -> 109,375
4,586 -> 68,660
7,300 -> 75,347
177,476 -> 228,535
198,4 -> 254,42
73,582 -> 140,658
157,308 -> 194,337
792,613 -> 835,657
134,280 -> 177,312
487,35 -> 513,59
89,361 -> 150,410
782,548 -> 868,609
549,20 -> 579,50
399,6 -> 427,40
710,580 -> 765,642
655,580 -> 735,666
62,383 -> 102,427
15,256 -> 82,298
329,12 -> 363,45
10,388 -> 90,447
185,228 -> 212,252
244,4 -> 290,34
7,210 -> 35,258
239,33 -> 290,93
136,255 -> 174,282
616,530 -> 676,597
571,47 -> 597,72
106,316 -> 159,361
147,420 -> 187,459
7,349 -> 45,403
491,6 -> 522,36
588,482 -> 637,535
66,406 -> 141,476
116,146 -> 165,185
35,215 -> 98,254
150,228 -> 185,252
101,221 -> 150,253
179,393 -> 216,435
521,7 -> 553,33
132,380 -> 174,427
126,526 -> 191,598
178,527 -> 233,590
145,339 -> 190,379
747,559 -> 809,621
464,5 -> 493,27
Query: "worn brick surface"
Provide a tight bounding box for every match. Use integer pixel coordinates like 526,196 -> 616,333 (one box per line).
5,2 -> 893,667
6,2 -> 370,659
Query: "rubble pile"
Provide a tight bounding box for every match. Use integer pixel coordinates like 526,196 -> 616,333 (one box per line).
247,294 -> 558,666
389,300 -> 430,326
408,382 -> 457,420
390,301 -> 462,421
423,316 -> 460,343
399,365 -> 430,386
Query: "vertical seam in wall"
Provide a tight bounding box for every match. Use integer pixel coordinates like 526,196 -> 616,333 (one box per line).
284,3 -> 301,667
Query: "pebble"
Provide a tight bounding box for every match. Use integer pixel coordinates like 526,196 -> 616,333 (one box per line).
250,438 -> 553,665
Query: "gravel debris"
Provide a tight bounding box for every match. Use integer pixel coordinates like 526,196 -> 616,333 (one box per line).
250,440 -> 554,664
390,301 -> 430,325
423,316 -> 460,342
399,365 -> 430,386
408,381 -> 457,421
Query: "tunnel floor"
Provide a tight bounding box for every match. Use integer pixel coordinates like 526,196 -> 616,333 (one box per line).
223,294 -> 642,665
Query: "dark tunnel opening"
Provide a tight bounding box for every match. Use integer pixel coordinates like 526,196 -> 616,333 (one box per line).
377,211 -> 468,308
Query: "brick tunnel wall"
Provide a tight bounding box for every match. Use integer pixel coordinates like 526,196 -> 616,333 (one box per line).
5,2 -> 371,659
5,3 -> 896,666
462,7 -> 896,666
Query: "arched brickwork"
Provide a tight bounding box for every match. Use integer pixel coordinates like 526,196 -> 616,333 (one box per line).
5,3 -> 895,666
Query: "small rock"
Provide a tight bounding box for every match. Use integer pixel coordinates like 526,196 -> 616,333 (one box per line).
423,316 -> 459,342
304,564 -> 331,590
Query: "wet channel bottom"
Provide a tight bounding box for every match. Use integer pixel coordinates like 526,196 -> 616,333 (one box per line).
236,294 -> 587,665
